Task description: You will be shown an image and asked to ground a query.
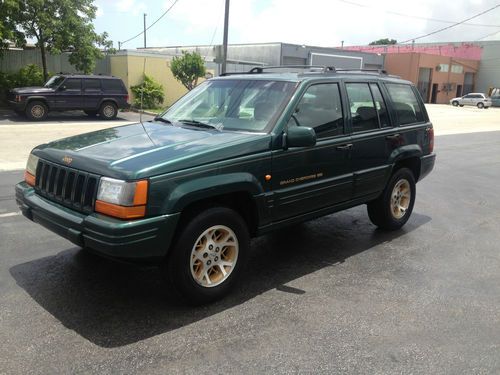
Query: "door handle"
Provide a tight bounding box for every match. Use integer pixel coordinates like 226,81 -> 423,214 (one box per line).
336,143 -> 353,151
385,134 -> 401,140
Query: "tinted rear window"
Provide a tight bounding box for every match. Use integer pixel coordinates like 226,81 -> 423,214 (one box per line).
83,79 -> 101,91
102,79 -> 124,92
386,84 -> 425,125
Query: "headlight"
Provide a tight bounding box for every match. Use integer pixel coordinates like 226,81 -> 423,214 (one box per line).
95,177 -> 148,219
24,154 -> 39,186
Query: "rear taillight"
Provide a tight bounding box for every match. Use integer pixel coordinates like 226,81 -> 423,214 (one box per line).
427,127 -> 434,153
125,94 -> 129,103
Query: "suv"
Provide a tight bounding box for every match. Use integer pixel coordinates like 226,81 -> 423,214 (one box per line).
16,66 -> 435,304
450,93 -> 491,108
7,74 -> 130,121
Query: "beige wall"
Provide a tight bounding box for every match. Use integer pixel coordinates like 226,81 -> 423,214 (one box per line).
384,53 -> 480,104
110,53 -> 211,108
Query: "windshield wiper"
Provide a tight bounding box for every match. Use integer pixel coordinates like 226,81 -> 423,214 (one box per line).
178,119 -> 222,131
153,116 -> 174,125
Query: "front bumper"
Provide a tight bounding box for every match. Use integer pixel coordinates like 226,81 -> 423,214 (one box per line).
15,182 -> 180,261
7,100 -> 26,111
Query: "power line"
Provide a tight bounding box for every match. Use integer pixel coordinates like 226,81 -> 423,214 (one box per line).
120,0 -> 180,47
336,0 -> 500,27
399,4 -> 500,44
475,29 -> 500,41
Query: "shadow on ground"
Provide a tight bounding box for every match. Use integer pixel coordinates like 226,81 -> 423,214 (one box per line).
10,208 -> 430,348
0,109 -> 130,123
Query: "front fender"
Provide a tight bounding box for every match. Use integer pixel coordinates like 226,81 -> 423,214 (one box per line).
162,172 -> 264,213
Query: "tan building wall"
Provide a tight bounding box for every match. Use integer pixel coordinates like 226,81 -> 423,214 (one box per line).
385,53 -> 480,104
110,52 -> 211,108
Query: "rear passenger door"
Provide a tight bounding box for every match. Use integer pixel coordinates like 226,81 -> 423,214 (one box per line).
272,82 -> 353,221
345,82 -> 398,199
83,78 -> 102,110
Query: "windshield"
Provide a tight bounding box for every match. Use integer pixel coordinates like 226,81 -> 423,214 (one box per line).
44,76 -> 65,88
161,79 -> 297,132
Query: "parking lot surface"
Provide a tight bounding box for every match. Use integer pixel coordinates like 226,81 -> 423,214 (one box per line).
0,105 -> 499,374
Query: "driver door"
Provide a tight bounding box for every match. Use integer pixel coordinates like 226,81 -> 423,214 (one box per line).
272,82 -> 353,221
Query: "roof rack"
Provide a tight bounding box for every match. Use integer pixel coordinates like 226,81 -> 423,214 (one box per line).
335,68 -> 388,75
219,65 -> 336,76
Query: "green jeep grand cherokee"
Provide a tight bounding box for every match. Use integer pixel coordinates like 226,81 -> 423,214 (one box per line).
16,66 -> 435,304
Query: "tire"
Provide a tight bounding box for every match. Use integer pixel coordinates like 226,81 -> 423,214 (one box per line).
367,167 -> 416,231
25,100 -> 48,121
99,102 -> 117,120
477,102 -> 484,109
459,104 -> 464,107
84,110 -> 98,117
452,101 -> 459,106
163,207 -> 249,305
14,109 -> 25,117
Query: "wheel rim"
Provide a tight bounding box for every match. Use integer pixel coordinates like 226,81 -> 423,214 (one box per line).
390,179 -> 411,220
103,105 -> 115,118
31,104 -> 45,118
190,225 -> 239,288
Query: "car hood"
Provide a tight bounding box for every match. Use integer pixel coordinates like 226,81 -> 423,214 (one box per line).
11,86 -> 55,94
32,121 -> 272,180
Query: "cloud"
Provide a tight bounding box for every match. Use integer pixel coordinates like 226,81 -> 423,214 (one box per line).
115,0 -> 147,15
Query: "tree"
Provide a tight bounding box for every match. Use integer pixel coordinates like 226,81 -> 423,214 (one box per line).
4,0 -> 114,81
170,51 -> 206,91
0,0 -> 25,51
369,38 -> 397,46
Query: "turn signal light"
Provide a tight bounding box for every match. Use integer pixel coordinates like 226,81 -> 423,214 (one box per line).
95,200 -> 146,219
24,171 -> 36,186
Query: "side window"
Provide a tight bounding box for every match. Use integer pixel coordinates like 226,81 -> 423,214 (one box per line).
370,83 -> 390,127
345,83 -> 379,133
83,79 -> 101,91
291,83 -> 344,138
102,79 -> 124,92
63,78 -> 81,91
386,84 -> 425,125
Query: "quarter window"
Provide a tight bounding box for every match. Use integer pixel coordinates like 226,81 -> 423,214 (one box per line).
290,83 -> 344,138
386,84 -> 425,125
102,79 -> 124,92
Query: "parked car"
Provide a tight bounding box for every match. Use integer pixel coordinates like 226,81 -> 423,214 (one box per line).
16,66 -> 435,304
490,95 -> 500,107
7,74 -> 130,121
449,93 -> 491,108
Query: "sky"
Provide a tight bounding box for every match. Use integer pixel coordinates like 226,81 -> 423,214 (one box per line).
92,0 -> 500,50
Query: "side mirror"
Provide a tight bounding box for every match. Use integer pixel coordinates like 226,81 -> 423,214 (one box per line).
58,86 -> 66,91
286,126 -> 316,148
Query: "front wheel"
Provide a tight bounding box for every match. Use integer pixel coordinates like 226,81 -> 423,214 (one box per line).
367,168 -> 416,231
163,207 -> 249,305
25,101 -> 48,121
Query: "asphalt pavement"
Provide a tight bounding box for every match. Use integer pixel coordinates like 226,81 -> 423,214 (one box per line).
0,131 -> 500,374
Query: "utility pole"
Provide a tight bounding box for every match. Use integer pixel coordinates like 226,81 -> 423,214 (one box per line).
221,0 -> 230,74
118,41 -> 121,51
143,13 -> 147,48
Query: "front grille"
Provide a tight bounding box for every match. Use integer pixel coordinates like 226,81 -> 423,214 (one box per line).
35,159 -> 99,214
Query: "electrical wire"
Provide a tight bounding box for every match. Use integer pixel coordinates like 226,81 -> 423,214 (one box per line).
336,0 -> 500,27
399,4 -> 500,44
120,0 -> 180,46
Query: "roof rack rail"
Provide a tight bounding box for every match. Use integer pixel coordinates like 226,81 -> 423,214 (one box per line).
219,65 -> 336,76
335,68 -> 388,75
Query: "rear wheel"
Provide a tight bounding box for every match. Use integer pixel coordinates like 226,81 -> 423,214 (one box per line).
367,168 -> 416,231
477,102 -> 484,109
162,207 -> 249,305
25,100 -> 48,121
452,101 -> 459,106
99,102 -> 117,120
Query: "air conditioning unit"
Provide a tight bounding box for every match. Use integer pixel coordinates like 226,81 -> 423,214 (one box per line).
435,65 -> 441,72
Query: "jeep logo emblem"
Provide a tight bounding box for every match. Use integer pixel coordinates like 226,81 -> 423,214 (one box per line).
62,156 -> 73,165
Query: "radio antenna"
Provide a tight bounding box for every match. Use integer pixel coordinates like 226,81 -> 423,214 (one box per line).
139,58 -> 157,146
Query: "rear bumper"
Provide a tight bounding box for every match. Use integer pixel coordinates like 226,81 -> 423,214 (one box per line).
15,182 -> 180,261
419,153 -> 436,181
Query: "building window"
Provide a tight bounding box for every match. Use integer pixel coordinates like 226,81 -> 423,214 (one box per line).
437,64 -> 449,72
451,64 -> 464,74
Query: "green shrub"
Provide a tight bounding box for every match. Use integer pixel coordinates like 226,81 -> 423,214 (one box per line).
130,74 -> 165,109
0,64 -> 48,106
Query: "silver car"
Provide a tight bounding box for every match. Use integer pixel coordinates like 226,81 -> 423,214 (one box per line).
450,93 -> 491,108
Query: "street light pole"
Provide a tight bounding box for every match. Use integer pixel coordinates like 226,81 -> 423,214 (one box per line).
143,13 -> 147,48
221,0 -> 230,74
